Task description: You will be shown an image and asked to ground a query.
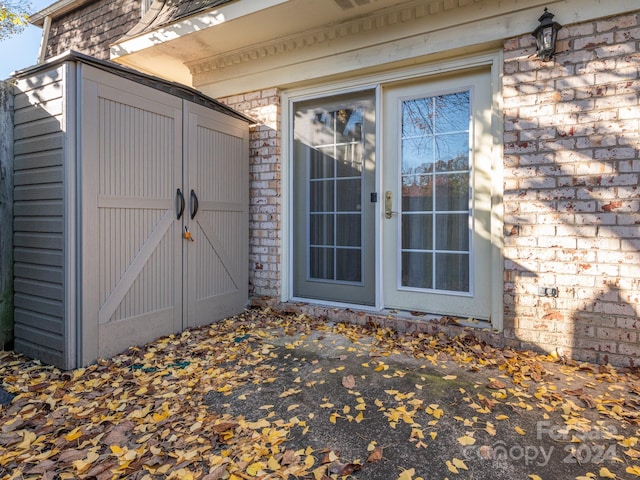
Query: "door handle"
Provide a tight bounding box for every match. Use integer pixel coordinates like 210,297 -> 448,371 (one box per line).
176,188 -> 185,219
190,189 -> 199,219
385,191 -> 398,219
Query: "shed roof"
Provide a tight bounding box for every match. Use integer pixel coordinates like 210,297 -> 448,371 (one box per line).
12,50 -> 254,123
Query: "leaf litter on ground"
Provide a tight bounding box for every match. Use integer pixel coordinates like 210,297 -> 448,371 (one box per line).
1,306 -> 640,479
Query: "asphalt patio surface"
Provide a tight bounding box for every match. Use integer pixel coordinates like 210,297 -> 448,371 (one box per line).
1,307 -> 640,479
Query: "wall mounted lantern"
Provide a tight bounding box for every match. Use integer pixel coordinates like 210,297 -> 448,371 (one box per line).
532,8 -> 562,62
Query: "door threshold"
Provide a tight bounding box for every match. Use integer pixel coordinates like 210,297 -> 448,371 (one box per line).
253,297 -> 494,333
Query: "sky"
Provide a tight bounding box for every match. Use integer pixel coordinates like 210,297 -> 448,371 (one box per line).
0,0 -> 54,80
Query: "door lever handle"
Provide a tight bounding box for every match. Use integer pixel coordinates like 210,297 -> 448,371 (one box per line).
384,191 -> 398,219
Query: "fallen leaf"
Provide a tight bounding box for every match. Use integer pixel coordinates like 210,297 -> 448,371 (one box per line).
367,446 -> 384,463
342,375 -> 356,389
599,467 -> 616,478
457,435 -> 476,446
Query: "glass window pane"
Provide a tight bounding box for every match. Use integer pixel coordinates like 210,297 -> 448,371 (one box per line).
434,133 -> 469,171
308,111 -> 336,146
310,247 -> 334,280
337,142 -> 363,177
310,148 -> 335,179
338,107 -> 364,142
435,173 -> 469,211
336,214 -> 361,247
402,136 -> 434,175
336,248 -> 361,282
310,180 -> 334,212
435,213 -> 469,251
401,252 -> 433,289
402,98 -> 434,137
402,214 -> 433,250
310,214 -> 334,246
402,175 -> 433,212
336,179 -> 361,211
435,253 -> 469,292
434,91 -> 469,134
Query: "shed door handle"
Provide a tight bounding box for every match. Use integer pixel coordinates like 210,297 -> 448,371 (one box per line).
176,188 -> 185,220
190,189 -> 199,220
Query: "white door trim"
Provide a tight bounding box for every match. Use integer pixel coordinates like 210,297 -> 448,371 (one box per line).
281,50 -> 503,329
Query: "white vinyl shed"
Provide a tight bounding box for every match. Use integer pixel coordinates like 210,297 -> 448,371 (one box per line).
12,51 -> 251,370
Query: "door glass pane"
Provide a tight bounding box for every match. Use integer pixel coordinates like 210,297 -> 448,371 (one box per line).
435,173 -> 469,211
310,247 -> 334,280
402,214 -> 433,250
310,214 -> 334,246
336,179 -> 361,211
400,90 -> 471,292
295,102 -> 367,284
336,214 -> 361,246
436,253 -> 469,291
401,252 -> 433,289
310,180 -> 334,212
336,249 -> 361,282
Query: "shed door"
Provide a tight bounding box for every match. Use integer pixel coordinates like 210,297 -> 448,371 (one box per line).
81,67 -> 184,363
183,102 -> 249,328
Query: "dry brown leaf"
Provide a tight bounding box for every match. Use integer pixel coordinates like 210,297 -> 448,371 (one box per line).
367,445 -> 384,463
487,379 -> 506,389
342,375 -> 356,389
58,448 -> 90,464
329,461 -> 362,475
202,465 -> 228,480
211,421 -> 239,434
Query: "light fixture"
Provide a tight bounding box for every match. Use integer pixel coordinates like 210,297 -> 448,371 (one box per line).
532,8 -> 562,62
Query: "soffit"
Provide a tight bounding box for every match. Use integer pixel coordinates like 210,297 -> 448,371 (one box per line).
110,0 -> 443,84
109,0 -> 639,92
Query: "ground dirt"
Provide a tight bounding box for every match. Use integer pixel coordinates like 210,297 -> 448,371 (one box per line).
1,307 -> 640,479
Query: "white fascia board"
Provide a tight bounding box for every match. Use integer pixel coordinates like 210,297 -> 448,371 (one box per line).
30,0 -> 91,26
111,0 -> 288,58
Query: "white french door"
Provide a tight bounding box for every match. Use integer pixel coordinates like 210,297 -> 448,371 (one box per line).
382,69 -> 493,319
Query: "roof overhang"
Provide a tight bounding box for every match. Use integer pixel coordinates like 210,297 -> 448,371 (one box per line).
30,0 -> 92,26
34,0 -> 640,98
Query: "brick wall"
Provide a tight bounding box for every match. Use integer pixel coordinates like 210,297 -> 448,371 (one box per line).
45,0 -> 140,60
503,11 -> 640,366
217,90 -> 282,299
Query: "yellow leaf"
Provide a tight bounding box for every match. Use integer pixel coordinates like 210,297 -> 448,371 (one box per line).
496,414 -> 509,420
528,475 -> 542,480
599,467 -> 616,478
304,454 -> 315,469
446,460 -> 459,474
452,458 -> 468,470
16,430 -> 37,450
515,426 -> 526,435
65,428 -> 82,442
429,431 -> 437,440
457,435 -> 476,446
443,375 -> 457,381
246,461 -> 265,476
398,468 -> 415,480
626,466 -> 640,477
267,456 -> 280,471
313,465 -> 328,480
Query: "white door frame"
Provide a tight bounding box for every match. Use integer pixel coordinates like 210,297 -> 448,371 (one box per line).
281,51 -> 504,329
